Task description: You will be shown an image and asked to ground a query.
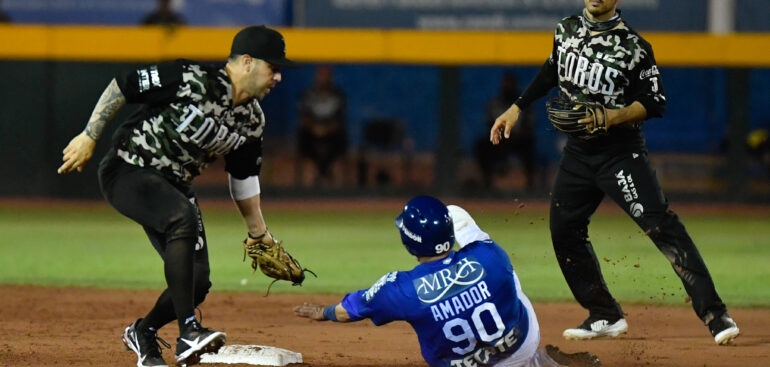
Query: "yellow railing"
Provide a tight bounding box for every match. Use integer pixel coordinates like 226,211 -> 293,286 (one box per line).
1,25 -> 768,66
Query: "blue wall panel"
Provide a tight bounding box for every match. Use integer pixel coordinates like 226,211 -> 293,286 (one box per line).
264,65 -> 748,159
300,0 -> 707,31
749,69 -> 770,131
263,64 -> 744,168
1,58 -> 762,197
261,64 -> 440,152
643,68 -> 728,153
2,0 -> 290,26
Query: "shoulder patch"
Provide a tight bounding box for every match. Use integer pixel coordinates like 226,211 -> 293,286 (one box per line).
137,65 -> 161,92
363,271 -> 398,303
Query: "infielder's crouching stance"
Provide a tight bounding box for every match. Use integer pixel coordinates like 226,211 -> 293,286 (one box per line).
58,26 -> 306,367
294,196 -> 599,367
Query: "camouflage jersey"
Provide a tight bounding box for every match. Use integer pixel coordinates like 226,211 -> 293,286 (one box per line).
517,10 -> 666,148
112,59 -> 264,184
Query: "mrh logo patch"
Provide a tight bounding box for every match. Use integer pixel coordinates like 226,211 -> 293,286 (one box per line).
413,256 -> 485,304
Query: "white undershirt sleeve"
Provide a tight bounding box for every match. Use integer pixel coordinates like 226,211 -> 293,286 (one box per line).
228,174 -> 261,200
447,205 -> 491,248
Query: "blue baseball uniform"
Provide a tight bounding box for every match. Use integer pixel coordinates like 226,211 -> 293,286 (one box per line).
341,238 -> 540,367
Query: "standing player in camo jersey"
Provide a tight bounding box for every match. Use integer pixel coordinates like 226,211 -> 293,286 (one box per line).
490,0 -> 739,345
57,26 -> 298,366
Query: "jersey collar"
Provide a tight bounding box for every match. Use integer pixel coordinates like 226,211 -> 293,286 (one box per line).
581,8 -> 622,32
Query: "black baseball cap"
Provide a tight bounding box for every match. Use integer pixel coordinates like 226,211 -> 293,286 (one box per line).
230,25 -> 298,68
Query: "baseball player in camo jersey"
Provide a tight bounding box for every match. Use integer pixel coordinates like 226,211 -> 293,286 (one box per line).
294,196 -> 601,367
57,26 -> 298,366
490,0 -> 740,345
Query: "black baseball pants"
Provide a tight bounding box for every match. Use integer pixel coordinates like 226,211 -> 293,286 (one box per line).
98,151 -> 212,332
549,144 -> 727,324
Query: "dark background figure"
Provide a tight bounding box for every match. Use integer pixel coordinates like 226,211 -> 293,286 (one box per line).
746,128 -> 770,176
297,65 -> 348,186
475,72 -> 536,190
141,0 -> 185,26
0,0 -> 11,23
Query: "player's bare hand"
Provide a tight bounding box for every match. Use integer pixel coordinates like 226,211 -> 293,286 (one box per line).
490,104 -> 521,145
58,132 -> 96,174
579,107 -> 618,127
293,302 -> 325,321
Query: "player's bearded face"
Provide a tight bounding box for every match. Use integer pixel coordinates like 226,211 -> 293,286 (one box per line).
250,59 -> 281,99
584,0 -> 618,18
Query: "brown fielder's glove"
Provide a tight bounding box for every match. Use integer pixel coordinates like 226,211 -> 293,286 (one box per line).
546,96 -> 608,135
243,232 -> 316,296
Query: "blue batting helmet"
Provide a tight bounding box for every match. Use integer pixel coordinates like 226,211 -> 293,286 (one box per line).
395,196 -> 455,257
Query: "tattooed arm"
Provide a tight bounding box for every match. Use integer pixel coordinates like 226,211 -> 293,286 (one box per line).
83,79 -> 126,140
58,79 -> 126,174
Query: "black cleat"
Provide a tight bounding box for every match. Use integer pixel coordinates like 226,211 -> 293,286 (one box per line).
122,319 -> 171,367
174,320 -> 226,366
709,313 -> 740,345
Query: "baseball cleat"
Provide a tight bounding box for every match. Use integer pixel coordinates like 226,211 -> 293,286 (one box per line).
174,321 -> 226,366
563,317 -> 628,340
122,319 -> 171,367
709,313 -> 740,345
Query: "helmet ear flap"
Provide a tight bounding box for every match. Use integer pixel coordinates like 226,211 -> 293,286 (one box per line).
396,196 -> 455,257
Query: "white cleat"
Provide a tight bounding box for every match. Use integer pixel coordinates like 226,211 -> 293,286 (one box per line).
563,318 -> 628,340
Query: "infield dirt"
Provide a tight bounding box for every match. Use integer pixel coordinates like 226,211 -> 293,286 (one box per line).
1,285 -> 768,367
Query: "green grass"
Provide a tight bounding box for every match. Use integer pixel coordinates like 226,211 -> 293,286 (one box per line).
1,201 -> 768,307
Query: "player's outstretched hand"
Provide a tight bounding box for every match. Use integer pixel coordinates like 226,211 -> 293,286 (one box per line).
293,302 -> 325,321
58,132 -> 96,174
490,104 -> 521,145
